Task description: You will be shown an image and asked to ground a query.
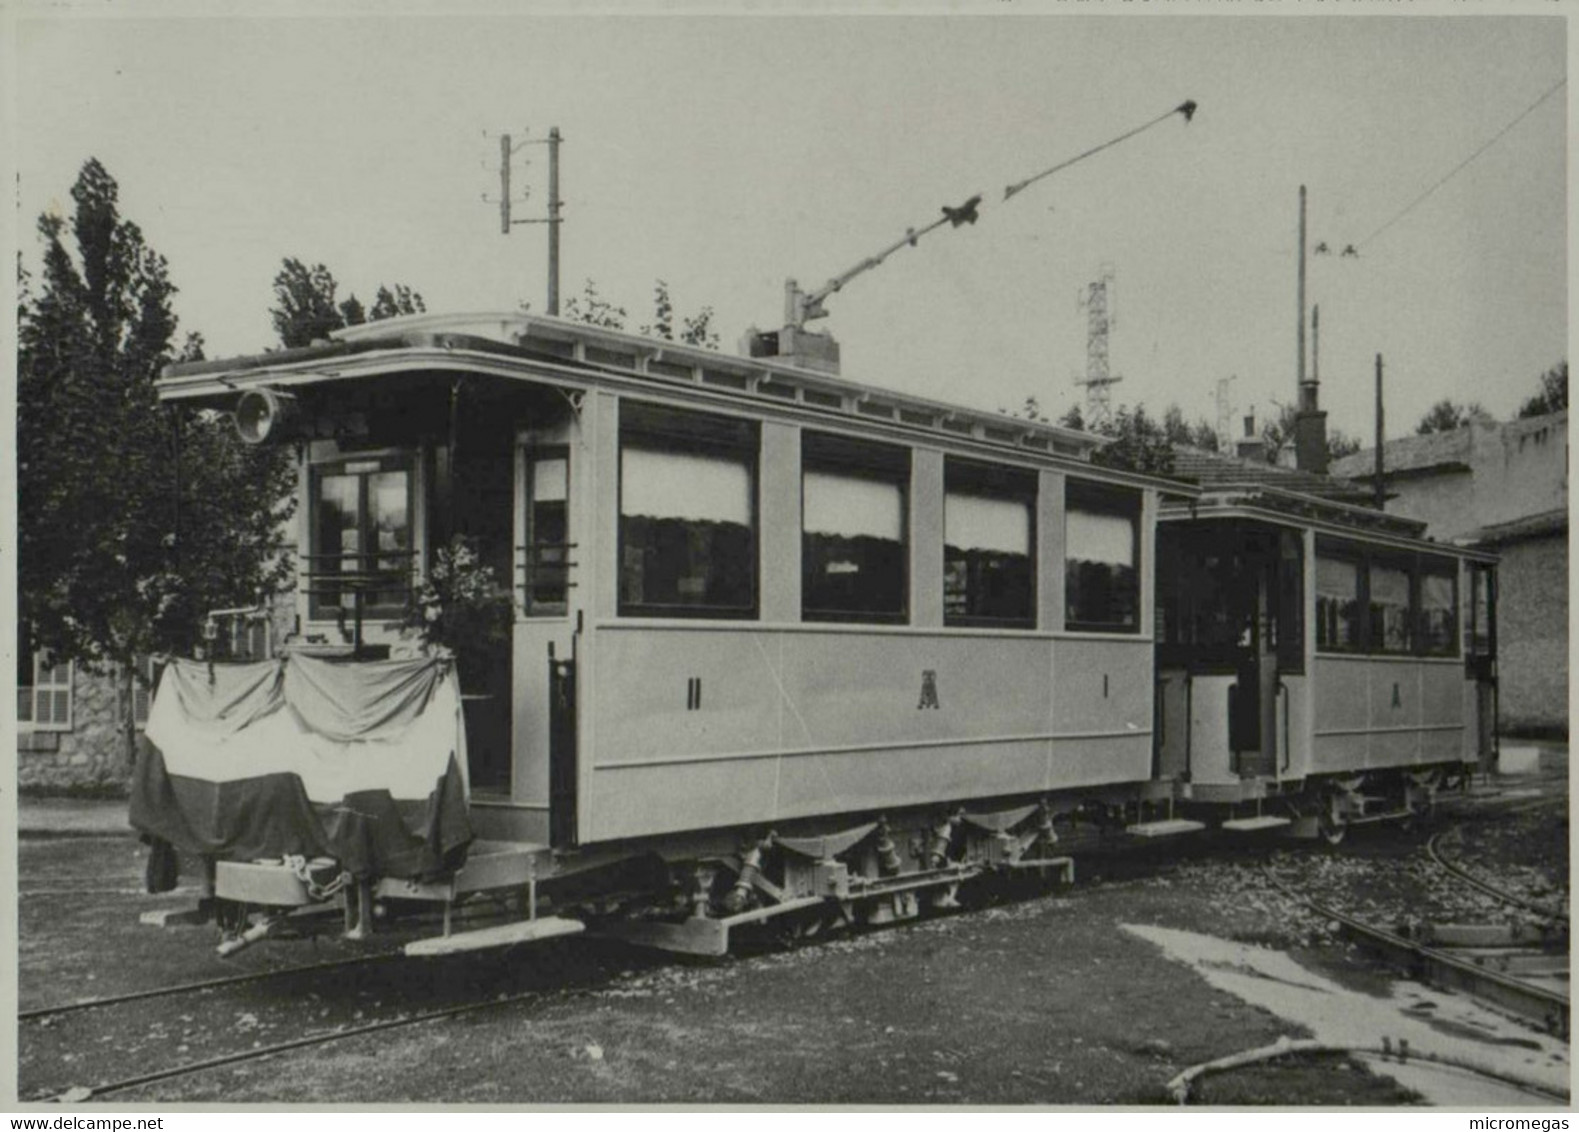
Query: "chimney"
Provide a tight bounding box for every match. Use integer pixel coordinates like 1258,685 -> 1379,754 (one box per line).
1293,200 -> 1329,474
1235,411 -> 1265,462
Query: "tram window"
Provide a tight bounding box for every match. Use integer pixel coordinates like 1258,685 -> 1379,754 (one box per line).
944,460 -> 1035,627
618,404 -> 757,619
1418,562 -> 1458,657
803,433 -> 909,623
310,455 -> 413,621
524,451 -> 569,614
1064,482 -> 1139,633
1369,561 -> 1413,654
1314,553 -> 1362,652
1276,530 -> 1306,673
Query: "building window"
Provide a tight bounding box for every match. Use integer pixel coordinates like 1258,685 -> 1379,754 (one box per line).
1315,549 -> 1363,652
802,432 -> 909,623
524,450 -> 570,614
619,403 -> 757,618
310,454 -> 414,622
1064,481 -> 1139,633
117,654 -> 163,731
1418,560 -> 1458,657
18,653 -> 73,731
1369,560 -> 1413,654
944,459 -> 1035,627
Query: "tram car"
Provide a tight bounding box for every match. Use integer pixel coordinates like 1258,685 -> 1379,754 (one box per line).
138,310 -> 1496,957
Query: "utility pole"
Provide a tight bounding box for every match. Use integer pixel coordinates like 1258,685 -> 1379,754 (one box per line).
1297,184 -> 1308,397
1374,353 -> 1386,511
495,127 -> 564,315
547,127 -> 562,316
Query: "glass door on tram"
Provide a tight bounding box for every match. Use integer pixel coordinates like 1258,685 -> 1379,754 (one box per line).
1157,522 -> 1302,780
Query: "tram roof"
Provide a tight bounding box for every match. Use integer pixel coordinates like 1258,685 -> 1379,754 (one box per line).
1160,484 -> 1499,563
160,310 -> 1201,494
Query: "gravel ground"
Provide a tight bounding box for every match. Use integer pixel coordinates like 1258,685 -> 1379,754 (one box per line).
14,790 -> 1566,1107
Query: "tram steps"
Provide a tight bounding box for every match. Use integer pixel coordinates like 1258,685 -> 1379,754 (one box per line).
1220,815 -> 1292,832
404,915 -> 584,957
1124,818 -> 1207,838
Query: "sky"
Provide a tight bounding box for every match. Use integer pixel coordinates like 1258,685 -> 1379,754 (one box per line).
8,7 -> 1568,446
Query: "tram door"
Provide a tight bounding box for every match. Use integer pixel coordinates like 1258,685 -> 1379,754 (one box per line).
441,410 -> 517,795
1160,522 -> 1297,782
1229,540 -> 1279,778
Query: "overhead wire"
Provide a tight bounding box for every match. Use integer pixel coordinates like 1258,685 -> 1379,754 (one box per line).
1358,77 -> 1565,250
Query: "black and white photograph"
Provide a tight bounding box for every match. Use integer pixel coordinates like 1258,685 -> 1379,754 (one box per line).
5,3 -> 1570,1114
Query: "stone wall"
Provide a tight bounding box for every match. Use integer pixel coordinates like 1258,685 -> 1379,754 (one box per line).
1496,534 -> 1569,735
17,664 -> 145,794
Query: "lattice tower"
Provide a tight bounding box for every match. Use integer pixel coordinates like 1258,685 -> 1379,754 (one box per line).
1075,266 -> 1121,428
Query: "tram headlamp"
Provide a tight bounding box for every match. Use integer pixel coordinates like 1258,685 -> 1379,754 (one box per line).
233,388 -> 299,445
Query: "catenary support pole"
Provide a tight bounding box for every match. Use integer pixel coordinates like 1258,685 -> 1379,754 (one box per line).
547,127 -> 562,316
1374,353 -> 1385,511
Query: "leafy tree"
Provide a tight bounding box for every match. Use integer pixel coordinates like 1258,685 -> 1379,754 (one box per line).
370,284 -> 425,323
1162,404 -> 1221,452
270,258 -> 425,348
1254,400 -> 1360,465
640,279 -> 675,341
18,159 -> 298,694
679,305 -> 720,350
1327,428 -> 1362,459
561,278 -> 628,331
1089,404 -> 1177,476
1415,398 -> 1492,435
1518,361 -> 1567,419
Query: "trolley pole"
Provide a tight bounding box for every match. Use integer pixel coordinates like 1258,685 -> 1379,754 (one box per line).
547,127 -> 562,316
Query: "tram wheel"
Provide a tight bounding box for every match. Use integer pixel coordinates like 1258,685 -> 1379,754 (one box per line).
1317,803 -> 1348,847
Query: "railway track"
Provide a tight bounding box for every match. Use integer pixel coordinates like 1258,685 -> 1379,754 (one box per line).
37,985 -> 560,1103
1263,813 -> 1569,1040
20,787 -> 1564,1104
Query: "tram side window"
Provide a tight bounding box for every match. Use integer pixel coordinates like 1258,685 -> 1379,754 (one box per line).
310,455 -> 414,622
1418,561 -> 1458,657
944,460 -> 1035,627
1065,482 -> 1139,633
1314,552 -> 1362,652
1369,560 -> 1413,654
803,433 -> 909,623
618,404 -> 758,619
524,451 -> 569,614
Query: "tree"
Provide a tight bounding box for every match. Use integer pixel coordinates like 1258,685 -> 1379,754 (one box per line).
1255,400 -> 1359,465
1415,398 -> 1492,435
561,278 -> 628,331
1518,361 -> 1567,419
18,159 -> 297,689
270,258 -> 425,348
1162,404 -> 1221,452
1089,404 -> 1177,476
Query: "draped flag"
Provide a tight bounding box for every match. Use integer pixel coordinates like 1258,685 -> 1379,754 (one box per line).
130,654 -> 473,880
